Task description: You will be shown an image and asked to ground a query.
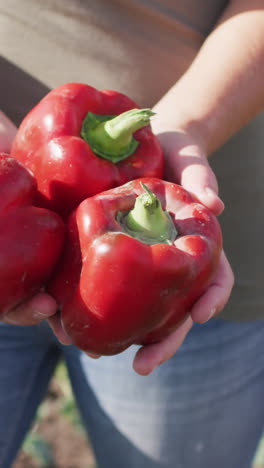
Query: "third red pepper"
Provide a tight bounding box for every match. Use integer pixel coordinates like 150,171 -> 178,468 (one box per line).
0,153 -> 64,317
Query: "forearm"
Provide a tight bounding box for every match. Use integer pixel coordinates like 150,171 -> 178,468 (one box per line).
153,0 -> 264,154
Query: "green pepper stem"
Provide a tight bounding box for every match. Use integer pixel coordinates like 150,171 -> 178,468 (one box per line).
118,183 -> 177,245
81,109 -> 155,164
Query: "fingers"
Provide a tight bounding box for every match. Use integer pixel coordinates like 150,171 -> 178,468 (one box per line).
133,316 -> 193,376
0,111 -> 17,152
157,130 -> 224,216
132,250 -> 234,375
47,313 -> 73,345
178,152 -> 224,216
3,292 -> 59,326
2,291 -> 73,345
48,316 -> 100,351
190,251 -> 234,323
3,292 -> 72,345
86,352 -> 101,359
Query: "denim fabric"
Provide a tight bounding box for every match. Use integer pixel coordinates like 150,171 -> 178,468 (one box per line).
1,318 -> 264,468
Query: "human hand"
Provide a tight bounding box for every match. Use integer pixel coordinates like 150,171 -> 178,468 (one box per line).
1,293 -> 72,344
131,127 -> 234,375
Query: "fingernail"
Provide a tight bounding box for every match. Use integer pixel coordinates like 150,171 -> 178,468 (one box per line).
206,187 -> 224,207
87,353 -> 101,359
197,188 -> 224,215
146,361 -> 164,374
205,307 -> 217,322
32,311 -> 53,320
205,187 -> 217,197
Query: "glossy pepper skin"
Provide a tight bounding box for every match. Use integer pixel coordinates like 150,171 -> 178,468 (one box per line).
11,83 -> 163,218
0,153 -> 64,318
50,177 -> 222,356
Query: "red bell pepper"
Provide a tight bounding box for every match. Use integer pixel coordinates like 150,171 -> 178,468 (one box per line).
11,83 -> 163,218
0,153 -> 64,318
50,177 -> 222,355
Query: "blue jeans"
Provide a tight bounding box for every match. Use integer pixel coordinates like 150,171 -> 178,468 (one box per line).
1,318 -> 264,468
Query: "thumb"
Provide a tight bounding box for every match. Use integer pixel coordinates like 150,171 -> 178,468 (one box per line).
179,149 -> 224,216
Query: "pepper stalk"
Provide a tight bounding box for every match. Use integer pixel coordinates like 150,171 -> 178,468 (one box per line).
81,109 -> 155,163
118,183 -> 177,245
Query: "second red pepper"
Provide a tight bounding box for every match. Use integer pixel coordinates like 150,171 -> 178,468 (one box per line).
50,178 -> 222,355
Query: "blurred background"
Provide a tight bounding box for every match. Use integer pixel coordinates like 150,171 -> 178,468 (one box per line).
13,362 -> 264,468
13,362 -> 96,468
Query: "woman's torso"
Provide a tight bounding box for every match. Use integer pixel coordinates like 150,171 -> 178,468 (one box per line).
1,0 -> 263,321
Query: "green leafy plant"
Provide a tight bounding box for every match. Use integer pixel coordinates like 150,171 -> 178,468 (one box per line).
23,433 -> 54,467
